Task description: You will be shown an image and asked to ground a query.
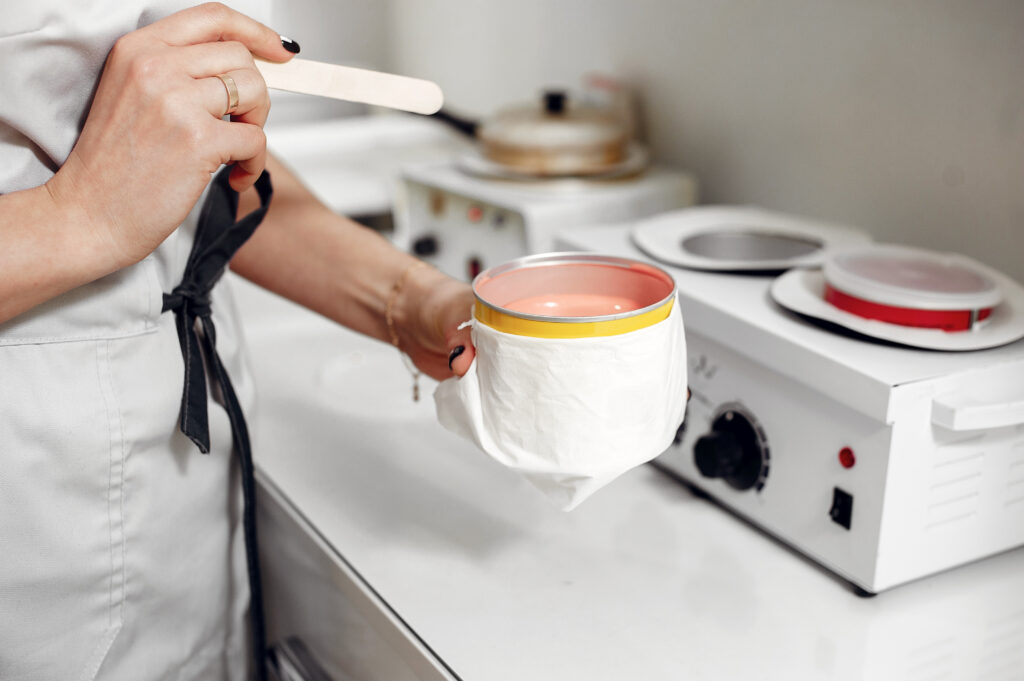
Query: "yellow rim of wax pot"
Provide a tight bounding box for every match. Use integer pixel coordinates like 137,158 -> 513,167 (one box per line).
474,297 -> 674,338
472,253 -> 677,339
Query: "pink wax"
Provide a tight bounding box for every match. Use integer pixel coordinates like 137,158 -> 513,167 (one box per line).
504,293 -> 642,317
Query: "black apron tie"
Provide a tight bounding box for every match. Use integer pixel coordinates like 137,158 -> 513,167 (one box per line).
162,166 -> 271,681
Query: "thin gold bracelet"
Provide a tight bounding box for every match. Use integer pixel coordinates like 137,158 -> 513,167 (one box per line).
385,261 -> 429,401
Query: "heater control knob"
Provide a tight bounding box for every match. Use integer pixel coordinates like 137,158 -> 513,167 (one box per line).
693,407 -> 767,491
412,234 -> 439,257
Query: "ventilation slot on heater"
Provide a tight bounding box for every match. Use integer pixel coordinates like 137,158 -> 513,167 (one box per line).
904,636 -> 956,681
1005,442 -> 1024,508
926,448 -> 984,530
903,608 -> 1024,681
979,608 -> 1024,680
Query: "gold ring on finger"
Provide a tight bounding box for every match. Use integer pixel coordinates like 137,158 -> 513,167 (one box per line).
216,73 -> 240,116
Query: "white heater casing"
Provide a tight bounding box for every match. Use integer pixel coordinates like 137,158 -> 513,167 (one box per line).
394,162 -> 697,281
558,223 -> 1024,593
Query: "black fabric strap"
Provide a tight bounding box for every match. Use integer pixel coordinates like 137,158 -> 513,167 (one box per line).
162,166 -> 271,681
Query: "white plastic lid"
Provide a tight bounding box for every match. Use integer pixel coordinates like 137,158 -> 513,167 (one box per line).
823,245 -> 1002,310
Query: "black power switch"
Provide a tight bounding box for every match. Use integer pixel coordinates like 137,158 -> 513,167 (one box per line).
829,487 -> 854,530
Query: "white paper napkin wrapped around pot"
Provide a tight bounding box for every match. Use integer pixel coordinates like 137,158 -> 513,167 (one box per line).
434,254 -> 687,510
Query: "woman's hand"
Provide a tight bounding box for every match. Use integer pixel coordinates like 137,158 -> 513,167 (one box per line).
46,2 -> 295,270
398,266 -> 477,380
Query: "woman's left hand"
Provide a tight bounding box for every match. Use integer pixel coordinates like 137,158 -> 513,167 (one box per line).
396,265 -> 476,380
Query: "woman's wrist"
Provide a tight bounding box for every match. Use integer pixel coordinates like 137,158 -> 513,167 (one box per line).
389,260 -> 442,347
45,155 -> 138,274
385,260 -> 432,351
0,181 -> 128,323
395,264 -> 473,349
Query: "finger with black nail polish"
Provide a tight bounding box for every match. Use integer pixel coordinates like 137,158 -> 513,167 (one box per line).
448,345 -> 466,371
280,35 -> 300,53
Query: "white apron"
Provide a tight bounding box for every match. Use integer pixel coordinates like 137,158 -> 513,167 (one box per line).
0,1 -> 270,679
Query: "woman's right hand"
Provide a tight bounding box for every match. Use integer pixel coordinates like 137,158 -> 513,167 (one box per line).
46,2 -> 295,269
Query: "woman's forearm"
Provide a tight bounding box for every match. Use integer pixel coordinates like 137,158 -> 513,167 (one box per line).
231,155 -> 433,340
230,154 -> 475,379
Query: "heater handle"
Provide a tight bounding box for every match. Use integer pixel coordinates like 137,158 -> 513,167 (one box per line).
932,393 -> 1024,431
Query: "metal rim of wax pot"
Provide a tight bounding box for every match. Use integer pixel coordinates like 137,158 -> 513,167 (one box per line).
471,252 -> 677,325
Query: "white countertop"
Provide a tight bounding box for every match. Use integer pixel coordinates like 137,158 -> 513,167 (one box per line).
232,274 -> 1024,681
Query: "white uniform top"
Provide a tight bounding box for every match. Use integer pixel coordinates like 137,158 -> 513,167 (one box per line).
0,1 -> 269,679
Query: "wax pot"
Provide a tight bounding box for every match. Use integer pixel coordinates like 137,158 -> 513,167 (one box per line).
436,253 -> 687,510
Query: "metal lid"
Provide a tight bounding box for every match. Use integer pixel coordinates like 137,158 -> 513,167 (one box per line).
477,91 -> 629,176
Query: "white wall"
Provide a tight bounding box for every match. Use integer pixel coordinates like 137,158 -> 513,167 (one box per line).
269,0 -> 389,121
387,0 -> 1024,281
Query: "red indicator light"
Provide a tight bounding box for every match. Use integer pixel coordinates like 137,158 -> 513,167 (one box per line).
467,205 -> 484,223
838,447 -> 856,469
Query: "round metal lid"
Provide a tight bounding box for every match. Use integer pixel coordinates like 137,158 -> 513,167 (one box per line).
479,98 -> 626,151
476,90 -> 629,176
